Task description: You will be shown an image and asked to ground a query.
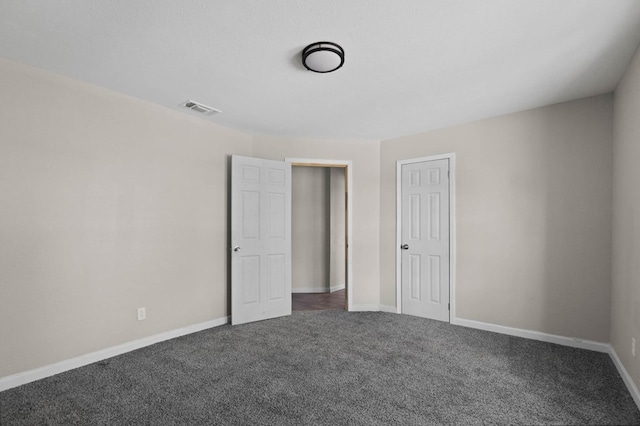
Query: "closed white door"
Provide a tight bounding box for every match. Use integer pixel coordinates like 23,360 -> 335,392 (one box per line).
401,158 -> 450,322
231,155 -> 292,325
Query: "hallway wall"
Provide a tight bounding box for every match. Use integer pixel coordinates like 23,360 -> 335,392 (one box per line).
291,167 -> 330,292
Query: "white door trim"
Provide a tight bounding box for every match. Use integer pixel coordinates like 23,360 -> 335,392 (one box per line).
396,153 -> 456,320
285,158 -> 353,312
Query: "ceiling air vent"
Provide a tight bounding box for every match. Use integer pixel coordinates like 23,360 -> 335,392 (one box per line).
181,100 -> 221,116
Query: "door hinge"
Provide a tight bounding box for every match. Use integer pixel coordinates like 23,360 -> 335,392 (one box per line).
448,303 -> 450,311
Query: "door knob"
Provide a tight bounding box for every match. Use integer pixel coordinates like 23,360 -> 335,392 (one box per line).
233,246 -> 241,252
401,244 -> 409,250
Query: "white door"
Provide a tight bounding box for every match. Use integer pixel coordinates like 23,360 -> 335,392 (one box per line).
401,158 -> 450,322
231,155 -> 292,325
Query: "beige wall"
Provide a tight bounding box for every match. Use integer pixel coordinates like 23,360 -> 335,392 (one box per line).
291,167 -> 329,292
612,44 -> 640,390
0,58 -> 252,377
0,58 -> 380,379
0,54 -> 624,385
380,95 -> 613,342
252,136 -> 381,307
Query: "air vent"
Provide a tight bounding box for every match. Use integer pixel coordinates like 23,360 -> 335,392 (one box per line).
181,100 -> 221,116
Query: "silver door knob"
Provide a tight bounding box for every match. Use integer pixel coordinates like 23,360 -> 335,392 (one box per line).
233,246 -> 241,252
401,244 -> 409,250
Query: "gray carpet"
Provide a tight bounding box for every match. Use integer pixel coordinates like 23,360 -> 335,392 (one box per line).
1,311 -> 639,425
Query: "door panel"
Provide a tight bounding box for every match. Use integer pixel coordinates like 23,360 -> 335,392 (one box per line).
241,256 -> 260,304
401,159 -> 450,322
231,155 -> 292,325
410,254 -> 421,300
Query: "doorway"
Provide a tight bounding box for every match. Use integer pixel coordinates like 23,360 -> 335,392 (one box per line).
286,158 -> 353,312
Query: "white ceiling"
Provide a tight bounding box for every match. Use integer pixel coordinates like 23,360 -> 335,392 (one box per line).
2,1 -> 640,140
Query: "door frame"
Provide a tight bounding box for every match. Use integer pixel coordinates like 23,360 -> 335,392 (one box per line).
285,158 -> 353,312
396,153 -> 456,320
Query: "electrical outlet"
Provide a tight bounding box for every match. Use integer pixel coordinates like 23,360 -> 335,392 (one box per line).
633,338 -> 636,358
137,307 -> 146,321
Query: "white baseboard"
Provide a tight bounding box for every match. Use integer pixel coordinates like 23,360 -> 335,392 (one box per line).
330,284 -> 345,293
428,316 -> 640,410
292,287 -> 329,293
350,304 -> 382,312
608,346 -> 640,410
0,316 -> 229,393
349,304 -> 398,313
379,304 -> 399,313
356,311 -> 639,409
5,311 -> 636,413
452,317 -> 609,353
337,307 -> 614,355
292,284 -> 345,294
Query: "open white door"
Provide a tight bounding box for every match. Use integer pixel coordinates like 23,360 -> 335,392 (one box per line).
231,155 -> 292,325
400,158 -> 450,322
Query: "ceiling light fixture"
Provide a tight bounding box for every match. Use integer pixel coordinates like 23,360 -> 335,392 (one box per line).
302,41 -> 345,73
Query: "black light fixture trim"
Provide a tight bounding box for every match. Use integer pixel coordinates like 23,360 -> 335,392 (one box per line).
302,41 -> 345,73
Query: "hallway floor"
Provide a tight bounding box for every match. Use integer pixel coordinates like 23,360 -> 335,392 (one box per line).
292,289 -> 345,312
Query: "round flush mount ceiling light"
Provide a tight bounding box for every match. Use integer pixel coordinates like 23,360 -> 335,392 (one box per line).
302,41 -> 345,73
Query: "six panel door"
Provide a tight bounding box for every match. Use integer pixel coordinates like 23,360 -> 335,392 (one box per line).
231,155 -> 292,325
401,158 -> 450,322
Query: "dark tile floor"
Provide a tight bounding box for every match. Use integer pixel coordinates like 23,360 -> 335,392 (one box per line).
292,289 -> 345,311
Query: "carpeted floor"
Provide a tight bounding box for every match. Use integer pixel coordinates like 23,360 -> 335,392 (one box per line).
1,311 -> 639,425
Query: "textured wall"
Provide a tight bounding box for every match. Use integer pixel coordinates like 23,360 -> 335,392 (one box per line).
612,44 -> 640,392
380,95 -> 613,342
